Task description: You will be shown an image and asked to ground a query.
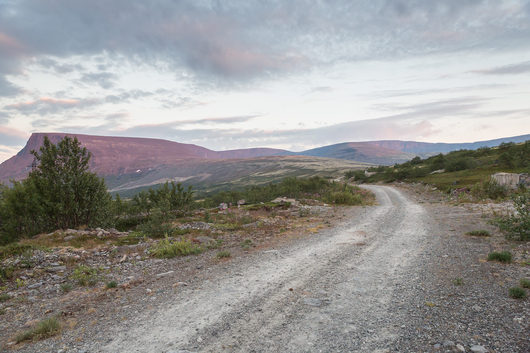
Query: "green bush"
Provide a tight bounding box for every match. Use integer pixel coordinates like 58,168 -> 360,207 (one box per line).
445,157 -> 477,172
0,136 -> 111,244
150,238 -> 202,258
508,287 -> 526,299
106,280 -> 118,289
325,191 -> 362,205
0,243 -> 36,260
137,207 -> 174,238
0,265 -> 15,282
494,192 -> 529,241
487,251 -> 512,263
471,179 -> 508,200
71,265 -> 99,286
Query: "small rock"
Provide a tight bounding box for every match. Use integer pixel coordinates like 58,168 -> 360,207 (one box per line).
472,304 -> 481,312
470,345 -> 487,353
156,271 -> 175,278
28,282 -> 43,289
443,340 -> 455,347
303,297 -> 322,307
433,343 -> 441,350
456,343 -> 466,352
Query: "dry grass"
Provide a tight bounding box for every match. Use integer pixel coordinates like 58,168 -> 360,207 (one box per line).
14,317 -> 61,343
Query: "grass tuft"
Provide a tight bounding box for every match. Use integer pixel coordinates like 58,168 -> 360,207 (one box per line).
14,317 -> 61,343
216,250 -> 231,259
151,238 -> 202,259
520,278 -> 530,289
452,278 -> 463,286
508,287 -> 527,299
487,251 -> 512,263
0,293 -> 11,302
465,230 -> 490,236
106,280 -> 118,289
60,283 -> 72,293
70,265 -> 99,286
240,239 -> 253,249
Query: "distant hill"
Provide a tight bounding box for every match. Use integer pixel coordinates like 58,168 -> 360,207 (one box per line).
297,142 -> 416,165
365,134 -> 530,155
1,132 -> 528,194
0,133 -> 289,183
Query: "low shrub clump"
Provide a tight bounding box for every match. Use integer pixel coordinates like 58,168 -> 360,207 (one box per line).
508,287 -> 527,299
106,280 -> 118,289
70,265 -> 99,286
216,251 -> 231,259
494,192 -> 529,241
151,238 -> 202,258
520,278 -> 530,288
0,265 -> 15,282
487,251 -> 512,263
465,230 -> 490,237
471,179 -> 508,200
0,243 -> 36,260
14,317 -> 61,343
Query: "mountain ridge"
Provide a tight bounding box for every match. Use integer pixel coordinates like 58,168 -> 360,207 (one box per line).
1,132 -> 528,192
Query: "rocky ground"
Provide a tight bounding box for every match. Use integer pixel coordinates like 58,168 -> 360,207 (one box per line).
0,200 -> 344,351
1,185 -> 529,352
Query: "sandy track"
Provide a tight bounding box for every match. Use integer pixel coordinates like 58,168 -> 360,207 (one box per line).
94,185 -> 430,352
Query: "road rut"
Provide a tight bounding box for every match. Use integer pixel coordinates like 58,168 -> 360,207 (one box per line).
96,185 -> 432,353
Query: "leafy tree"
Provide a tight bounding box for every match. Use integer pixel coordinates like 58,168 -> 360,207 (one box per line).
28,136 -> 111,230
0,136 -> 111,243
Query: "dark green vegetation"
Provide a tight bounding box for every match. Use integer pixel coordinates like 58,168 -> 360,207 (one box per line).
0,136 -> 373,247
508,287 -> 527,299
465,230 -> 490,237
0,136 -> 110,244
216,250 -> 231,259
494,192 -> 529,241
200,176 -> 374,209
487,251 -> 512,263
347,141 -> 529,194
150,238 -> 202,258
520,278 -> 530,289
70,265 -> 99,286
14,317 -> 61,343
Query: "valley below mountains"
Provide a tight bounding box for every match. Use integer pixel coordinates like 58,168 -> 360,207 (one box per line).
1,132 -> 528,195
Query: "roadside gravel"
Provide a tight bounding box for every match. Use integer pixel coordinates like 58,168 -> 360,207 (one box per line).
8,185 -> 529,352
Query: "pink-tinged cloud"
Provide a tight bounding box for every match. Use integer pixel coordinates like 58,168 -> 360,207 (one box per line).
0,32 -> 25,56
0,125 -> 30,139
4,97 -> 98,115
7,97 -> 80,109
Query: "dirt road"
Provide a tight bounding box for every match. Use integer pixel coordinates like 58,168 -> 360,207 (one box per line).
88,185 -> 439,352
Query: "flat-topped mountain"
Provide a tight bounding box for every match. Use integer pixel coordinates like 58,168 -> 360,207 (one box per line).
0,133 -> 289,182
1,132 -> 528,193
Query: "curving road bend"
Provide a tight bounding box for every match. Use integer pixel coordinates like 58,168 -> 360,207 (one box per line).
99,185 -> 432,353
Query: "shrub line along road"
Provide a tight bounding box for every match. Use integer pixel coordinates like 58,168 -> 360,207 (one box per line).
92,185 -> 439,352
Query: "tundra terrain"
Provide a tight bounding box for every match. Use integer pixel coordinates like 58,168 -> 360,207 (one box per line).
2,185 -> 528,352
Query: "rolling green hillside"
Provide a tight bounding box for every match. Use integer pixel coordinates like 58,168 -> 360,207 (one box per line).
352,141 -> 529,192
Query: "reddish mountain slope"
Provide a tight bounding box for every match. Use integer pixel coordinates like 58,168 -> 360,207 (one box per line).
0,133 -> 287,182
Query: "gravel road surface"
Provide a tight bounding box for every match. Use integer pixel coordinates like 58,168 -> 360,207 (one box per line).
92,185 -> 439,353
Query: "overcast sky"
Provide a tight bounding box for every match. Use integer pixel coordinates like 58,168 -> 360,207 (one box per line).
1,0 -> 529,162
